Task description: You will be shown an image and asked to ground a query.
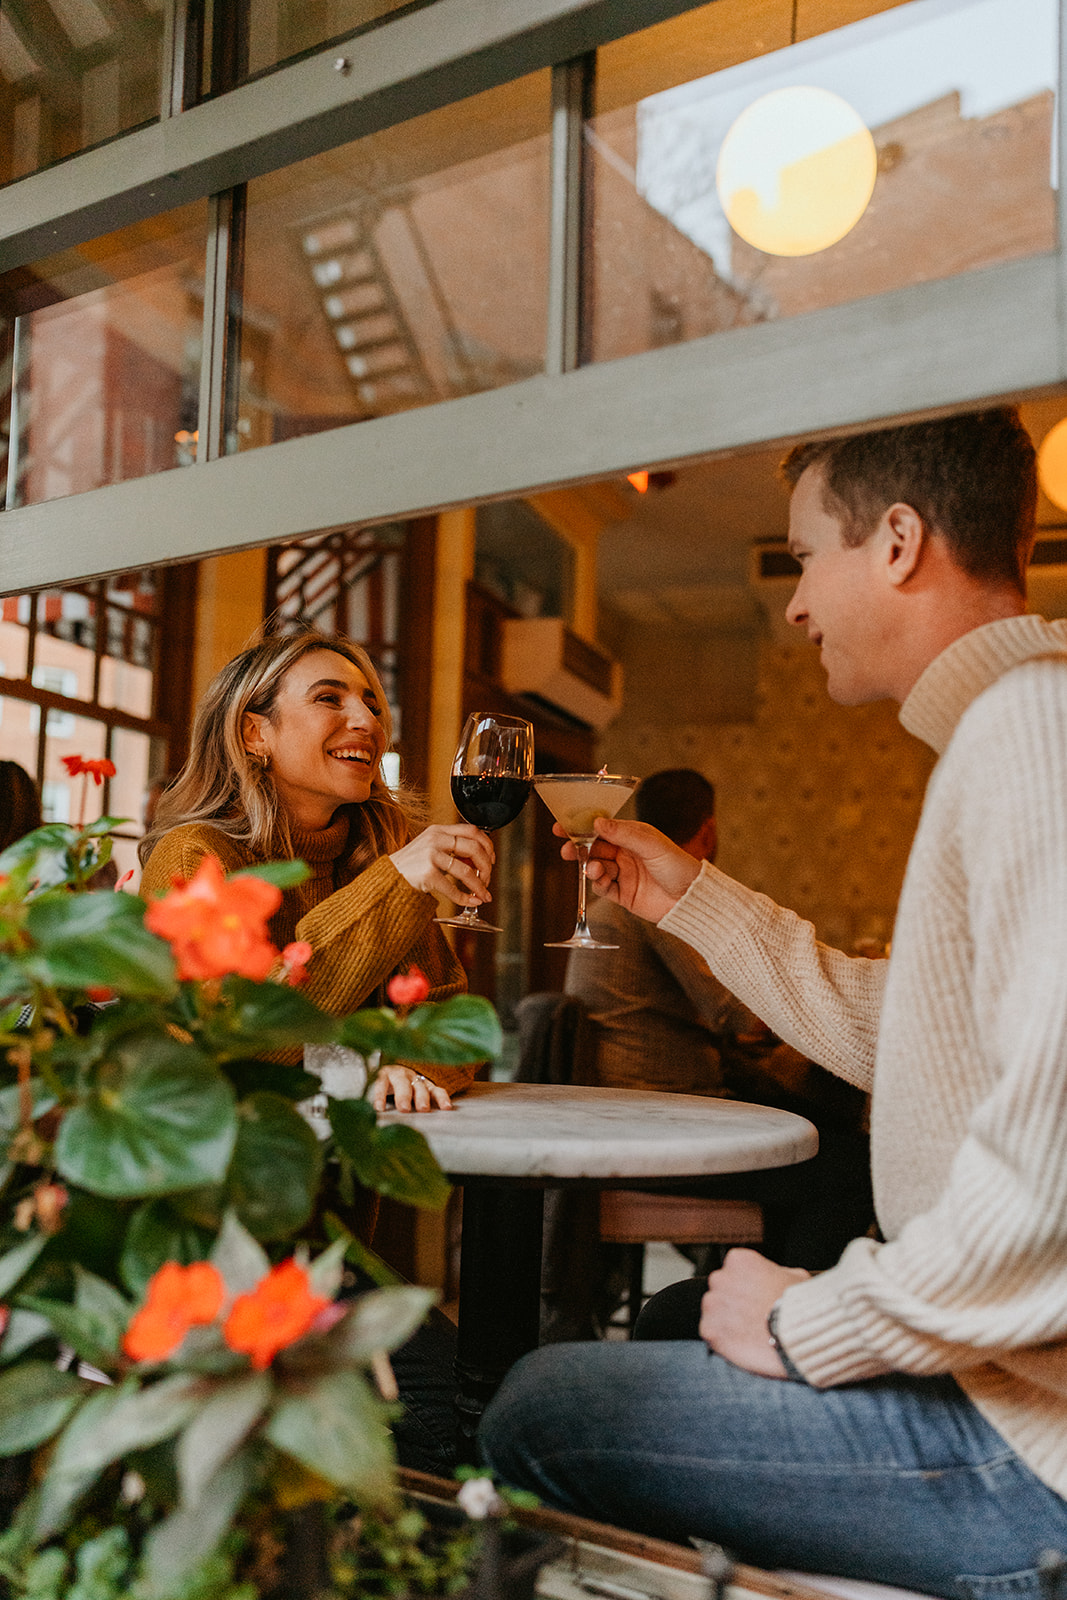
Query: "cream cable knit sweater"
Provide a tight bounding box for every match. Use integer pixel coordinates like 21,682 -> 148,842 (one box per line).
660,614 -> 1067,1501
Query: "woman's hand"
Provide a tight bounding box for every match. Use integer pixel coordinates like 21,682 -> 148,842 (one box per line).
370,1065 -> 453,1113
390,824 -> 495,905
558,818 -> 701,923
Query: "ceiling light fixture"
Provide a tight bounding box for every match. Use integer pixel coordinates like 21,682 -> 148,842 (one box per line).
1038,419 -> 1067,511
716,86 -> 878,257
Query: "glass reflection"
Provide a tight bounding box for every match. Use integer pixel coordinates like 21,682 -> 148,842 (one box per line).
587,0 -> 1057,363
0,205 -> 207,508
245,0 -> 415,80
0,2 -> 164,186
235,72 -> 550,448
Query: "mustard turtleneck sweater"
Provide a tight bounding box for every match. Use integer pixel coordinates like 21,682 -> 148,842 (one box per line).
139,813 -> 474,1096
660,614 -> 1067,1503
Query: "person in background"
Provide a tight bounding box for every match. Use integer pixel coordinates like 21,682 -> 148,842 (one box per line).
0,760 -> 42,853
482,408 -> 1067,1594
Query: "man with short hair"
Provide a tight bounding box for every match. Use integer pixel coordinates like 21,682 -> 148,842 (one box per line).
481,409 -> 1067,1591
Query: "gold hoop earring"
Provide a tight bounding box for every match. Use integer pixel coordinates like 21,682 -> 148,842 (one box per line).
252,750 -> 270,772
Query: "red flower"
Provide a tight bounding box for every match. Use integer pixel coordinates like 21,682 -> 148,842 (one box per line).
223,1259 -> 329,1370
123,1261 -> 225,1363
281,940 -> 313,986
61,755 -> 116,786
387,967 -> 430,1007
116,869 -> 135,892
85,986 -> 115,1003
144,856 -> 282,982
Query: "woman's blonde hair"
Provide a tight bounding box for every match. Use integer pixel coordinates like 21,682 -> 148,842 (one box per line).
139,629 -> 419,867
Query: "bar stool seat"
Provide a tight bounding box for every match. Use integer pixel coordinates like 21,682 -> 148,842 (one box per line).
598,1191 -> 764,1333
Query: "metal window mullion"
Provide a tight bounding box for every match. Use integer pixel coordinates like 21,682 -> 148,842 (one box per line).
546,57 -> 588,378
197,190 -> 235,465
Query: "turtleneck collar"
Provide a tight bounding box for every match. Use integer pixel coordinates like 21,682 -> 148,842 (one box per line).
900,614 -> 1067,755
286,812 -> 351,865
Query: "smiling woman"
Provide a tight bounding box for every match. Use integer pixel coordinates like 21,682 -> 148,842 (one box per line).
138,628 -> 493,1113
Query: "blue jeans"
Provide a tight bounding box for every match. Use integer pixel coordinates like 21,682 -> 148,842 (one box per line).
479,1340 -> 1067,1598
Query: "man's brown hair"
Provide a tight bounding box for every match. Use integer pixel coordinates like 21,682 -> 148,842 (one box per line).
780,408 -> 1037,592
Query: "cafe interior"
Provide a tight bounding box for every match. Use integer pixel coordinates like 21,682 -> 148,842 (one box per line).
1,0 -> 1067,1588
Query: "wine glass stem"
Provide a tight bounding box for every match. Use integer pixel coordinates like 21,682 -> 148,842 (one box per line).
573,841 -> 592,939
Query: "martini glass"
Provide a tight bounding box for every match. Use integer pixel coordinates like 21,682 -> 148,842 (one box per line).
535,773 -> 638,949
436,712 -> 534,933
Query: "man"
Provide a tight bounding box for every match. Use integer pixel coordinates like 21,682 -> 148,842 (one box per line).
481,409 -> 1067,1592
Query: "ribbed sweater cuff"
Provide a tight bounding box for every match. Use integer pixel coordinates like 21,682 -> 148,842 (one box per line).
659,861 -> 768,954
775,1245 -> 896,1387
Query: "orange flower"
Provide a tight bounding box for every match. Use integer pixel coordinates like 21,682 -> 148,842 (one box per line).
387,967 -> 430,1007
144,855 -> 282,982
61,755 -> 117,786
223,1259 -> 329,1370
123,1260 -> 225,1363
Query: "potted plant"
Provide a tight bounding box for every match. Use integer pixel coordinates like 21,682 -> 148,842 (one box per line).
0,799 -> 508,1597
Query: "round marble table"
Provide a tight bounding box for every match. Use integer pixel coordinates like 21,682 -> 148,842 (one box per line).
379,1081 -> 817,1455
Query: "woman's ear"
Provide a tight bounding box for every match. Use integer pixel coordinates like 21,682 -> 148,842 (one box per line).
884,502 -> 927,589
241,710 -> 268,758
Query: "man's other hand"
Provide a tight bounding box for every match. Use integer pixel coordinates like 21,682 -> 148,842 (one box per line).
699,1248 -> 811,1377
557,818 -> 701,923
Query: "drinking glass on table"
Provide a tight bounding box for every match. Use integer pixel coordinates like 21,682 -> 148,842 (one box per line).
436,712 -> 534,933
534,772 -> 637,949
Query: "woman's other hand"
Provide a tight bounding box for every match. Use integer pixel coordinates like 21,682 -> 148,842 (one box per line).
390,824 -> 494,905
370,1065 -> 453,1112
558,818 -> 701,923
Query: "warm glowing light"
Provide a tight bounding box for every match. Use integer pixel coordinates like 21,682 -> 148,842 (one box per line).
1038,419 -> 1067,511
716,87 -> 877,257
627,471 -> 650,493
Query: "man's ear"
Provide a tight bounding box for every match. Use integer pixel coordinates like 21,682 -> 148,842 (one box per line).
883,502 -> 927,589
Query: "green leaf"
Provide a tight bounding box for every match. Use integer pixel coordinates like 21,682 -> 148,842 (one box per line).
68,1526 -> 132,1599
34,1375 -> 203,1538
306,1236 -> 347,1300
222,1059 -> 321,1101
54,1035 -> 237,1199
142,1448 -> 254,1599
208,978 -> 338,1057
73,1266 -> 131,1351
395,993 -> 503,1067
120,1201 -> 212,1299
209,1211 -> 269,1295
176,1371 -> 270,1510
24,891 -> 177,999
228,1092 -> 323,1240
0,1308 -> 54,1363
323,1213 -> 402,1287
338,1008 -> 405,1057
329,1098 -> 451,1211
80,816 -> 128,839
0,1362 -> 84,1456
0,1231 -> 48,1299
17,1295 -> 119,1370
0,1079 -> 55,1134
329,1286 -> 435,1362
0,825 -> 78,893
266,1368 -> 396,1507
228,859 -> 310,889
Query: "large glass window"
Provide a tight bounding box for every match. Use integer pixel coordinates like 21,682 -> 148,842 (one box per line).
0,203 -> 208,508
0,2 -> 165,186
586,0 -> 1057,363
235,71 -> 550,448
0,571 -> 173,878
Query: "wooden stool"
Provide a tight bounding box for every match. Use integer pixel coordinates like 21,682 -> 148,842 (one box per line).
599,1192 -> 764,1335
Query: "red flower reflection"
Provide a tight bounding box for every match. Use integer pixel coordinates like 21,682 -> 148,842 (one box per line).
61,755 -> 116,786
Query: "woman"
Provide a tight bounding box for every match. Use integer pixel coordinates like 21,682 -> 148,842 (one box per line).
0,761 -> 42,854
139,628 -> 495,1111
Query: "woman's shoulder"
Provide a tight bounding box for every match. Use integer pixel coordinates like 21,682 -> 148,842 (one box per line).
141,822 -> 256,896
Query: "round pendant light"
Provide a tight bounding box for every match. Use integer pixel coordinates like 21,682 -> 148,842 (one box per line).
716,86 -> 878,257
1038,418 -> 1067,511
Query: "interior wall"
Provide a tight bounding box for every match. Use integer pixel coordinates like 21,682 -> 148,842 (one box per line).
598,630 -> 936,952
191,549 -> 269,703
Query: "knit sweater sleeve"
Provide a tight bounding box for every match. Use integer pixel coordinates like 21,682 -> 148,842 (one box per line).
141,826 -> 474,1095
660,863 -> 885,1091
777,661 -> 1067,1386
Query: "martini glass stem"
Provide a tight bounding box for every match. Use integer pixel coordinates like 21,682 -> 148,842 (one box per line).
573,842 -> 593,940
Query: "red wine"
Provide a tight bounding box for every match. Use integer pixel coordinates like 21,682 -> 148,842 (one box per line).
452,774 -> 532,832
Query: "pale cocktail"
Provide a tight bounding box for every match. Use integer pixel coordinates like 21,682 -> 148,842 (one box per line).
535,773 -> 637,948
